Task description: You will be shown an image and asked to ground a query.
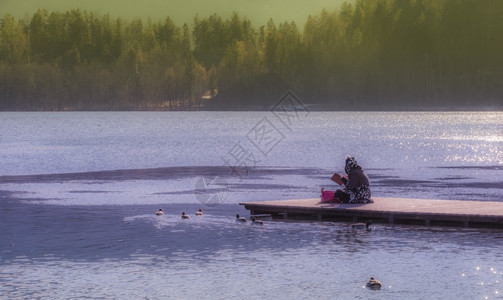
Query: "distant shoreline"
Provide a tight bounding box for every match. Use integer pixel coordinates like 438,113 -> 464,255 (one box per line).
1,104 -> 502,112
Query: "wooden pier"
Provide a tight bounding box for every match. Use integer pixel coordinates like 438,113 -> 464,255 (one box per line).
239,197 -> 503,228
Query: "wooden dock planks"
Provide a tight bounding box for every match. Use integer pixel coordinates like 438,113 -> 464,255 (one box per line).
239,197 -> 503,228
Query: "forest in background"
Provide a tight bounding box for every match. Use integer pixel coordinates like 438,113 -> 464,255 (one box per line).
0,0 -> 502,111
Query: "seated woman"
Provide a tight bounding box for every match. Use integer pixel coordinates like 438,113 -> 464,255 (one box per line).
333,155 -> 373,204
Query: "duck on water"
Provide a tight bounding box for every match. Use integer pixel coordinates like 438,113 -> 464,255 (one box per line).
366,277 -> 382,290
351,221 -> 372,231
236,214 -> 247,223
251,217 -> 264,226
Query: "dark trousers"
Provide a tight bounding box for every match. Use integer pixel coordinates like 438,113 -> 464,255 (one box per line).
335,190 -> 350,203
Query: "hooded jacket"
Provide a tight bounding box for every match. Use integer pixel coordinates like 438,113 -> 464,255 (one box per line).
344,156 -> 370,188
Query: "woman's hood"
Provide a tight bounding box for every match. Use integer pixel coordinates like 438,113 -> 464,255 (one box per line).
345,155 -> 361,174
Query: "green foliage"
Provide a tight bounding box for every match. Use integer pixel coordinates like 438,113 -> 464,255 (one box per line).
0,0 -> 502,110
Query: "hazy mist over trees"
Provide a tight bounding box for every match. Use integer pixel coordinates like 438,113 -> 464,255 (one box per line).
2,0 -> 347,27
0,0 -> 502,110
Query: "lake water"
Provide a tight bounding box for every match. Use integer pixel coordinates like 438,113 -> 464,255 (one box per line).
0,111 -> 502,299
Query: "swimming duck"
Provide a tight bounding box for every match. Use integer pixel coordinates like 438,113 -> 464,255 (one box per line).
366,277 -> 382,290
195,209 -> 203,216
351,221 -> 372,231
181,212 -> 190,219
235,214 -> 247,223
251,217 -> 264,226
155,209 -> 164,216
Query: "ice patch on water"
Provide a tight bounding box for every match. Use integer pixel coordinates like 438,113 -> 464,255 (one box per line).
3,163 -> 502,205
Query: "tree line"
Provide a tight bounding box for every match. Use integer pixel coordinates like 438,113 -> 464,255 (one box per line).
1,0 -> 502,111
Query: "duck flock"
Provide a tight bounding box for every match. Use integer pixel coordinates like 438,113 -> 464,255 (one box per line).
154,209 -> 265,226
155,208 -> 375,231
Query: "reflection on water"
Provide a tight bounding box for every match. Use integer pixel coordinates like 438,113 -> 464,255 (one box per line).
1,202 -> 503,299
0,112 -> 502,176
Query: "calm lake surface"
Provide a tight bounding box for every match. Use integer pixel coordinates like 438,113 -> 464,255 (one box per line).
1,111 -> 502,299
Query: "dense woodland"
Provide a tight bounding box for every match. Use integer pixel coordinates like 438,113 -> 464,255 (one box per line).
1,0 -> 502,110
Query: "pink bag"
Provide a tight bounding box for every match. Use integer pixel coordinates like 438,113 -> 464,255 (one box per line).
320,188 -> 336,203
